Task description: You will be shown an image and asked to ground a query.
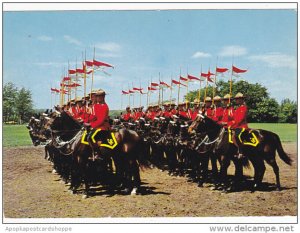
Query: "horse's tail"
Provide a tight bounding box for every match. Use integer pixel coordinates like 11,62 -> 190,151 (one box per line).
274,133 -> 292,165
136,139 -> 152,169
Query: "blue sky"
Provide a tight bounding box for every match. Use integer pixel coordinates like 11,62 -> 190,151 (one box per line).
3,9 -> 297,110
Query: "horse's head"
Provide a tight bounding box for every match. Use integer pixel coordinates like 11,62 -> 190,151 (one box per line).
27,116 -> 48,146
188,112 -> 212,134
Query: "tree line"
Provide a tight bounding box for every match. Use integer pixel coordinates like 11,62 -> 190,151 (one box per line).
3,82 -> 34,124
185,80 -> 297,123
3,81 -> 297,124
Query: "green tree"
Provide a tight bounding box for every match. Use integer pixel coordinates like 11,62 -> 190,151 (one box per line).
3,82 -> 18,122
279,99 -> 297,123
253,98 -> 280,123
185,80 -> 278,123
16,87 -> 34,124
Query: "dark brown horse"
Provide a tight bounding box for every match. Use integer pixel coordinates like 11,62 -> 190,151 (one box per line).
188,113 -> 292,191
50,111 -> 148,197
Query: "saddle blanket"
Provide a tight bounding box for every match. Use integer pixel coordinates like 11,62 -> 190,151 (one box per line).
81,129 -> 118,149
228,127 -> 259,147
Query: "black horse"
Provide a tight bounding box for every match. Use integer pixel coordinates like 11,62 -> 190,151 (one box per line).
189,113 -> 292,191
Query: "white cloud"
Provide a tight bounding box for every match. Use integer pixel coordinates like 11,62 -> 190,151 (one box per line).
37,35 -> 53,41
191,51 -> 211,59
218,45 -> 248,57
63,35 -> 82,46
95,42 -> 121,52
248,52 -> 296,69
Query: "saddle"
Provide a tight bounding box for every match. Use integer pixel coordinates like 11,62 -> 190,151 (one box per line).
228,127 -> 259,147
81,129 -> 118,150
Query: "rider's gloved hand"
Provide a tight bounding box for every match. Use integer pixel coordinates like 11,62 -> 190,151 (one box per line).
83,123 -> 91,128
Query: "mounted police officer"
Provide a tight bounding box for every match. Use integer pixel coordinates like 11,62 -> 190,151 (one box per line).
231,92 -> 249,158
84,89 -> 111,145
191,99 -> 200,121
220,94 -> 234,128
122,106 -> 132,122
204,97 -> 214,119
212,95 -> 224,124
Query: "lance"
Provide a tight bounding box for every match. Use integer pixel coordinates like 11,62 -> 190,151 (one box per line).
139,78 -> 142,107
90,46 -> 95,100
147,81 -> 149,108
128,84 -> 131,108
177,68 -> 181,105
75,58 -> 78,100
229,55 -> 234,104
60,77 -> 64,107
169,76 -> 173,104
50,90 -> 53,109
158,73 -> 161,106
83,51 -> 87,98
186,67 -> 189,109
212,58 -> 219,105
132,82 -> 135,108
160,73 -> 164,106
198,64 -> 202,102
204,75 -> 208,104
229,70 -> 233,104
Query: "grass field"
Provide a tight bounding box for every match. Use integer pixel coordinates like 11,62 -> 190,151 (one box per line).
248,123 -> 297,143
2,123 -> 297,147
2,125 -> 33,147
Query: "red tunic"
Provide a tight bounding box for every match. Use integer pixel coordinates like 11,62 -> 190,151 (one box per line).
170,109 -> 177,115
122,112 -> 132,121
179,110 -> 189,119
150,111 -> 157,121
85,105 -> 97,123
232,105 -> 248,129
82,106 -> 90,123
162,111 -> 172,118
221,106 -> 235,128
133,111 -> 143,121
212,107 -> 224,124
69,106 -> 78,117
205,107 -> 214,119
191,109 -> 199,121
187,109 -> 193,119
90,103 -> 110,130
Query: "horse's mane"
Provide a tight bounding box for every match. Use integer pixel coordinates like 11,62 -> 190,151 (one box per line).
203,115 -> 222,131
51,111 -> 82,131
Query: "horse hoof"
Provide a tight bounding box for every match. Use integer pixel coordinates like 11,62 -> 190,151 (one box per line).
123,188 -> 131,195
197,182 -> 203,187
82,194 -> 88,199
68,190 -> 75,195
131,188 -> 137,195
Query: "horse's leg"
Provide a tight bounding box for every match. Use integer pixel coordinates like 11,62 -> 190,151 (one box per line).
130,159 -> 141,195
210,153 -> 219,180
230,158 -> 244,191
195,152 -> 206,187
80,158 -> 90,198
265,157 -> 281,190
219,155 -> 231,189
252,157 -> 266,191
